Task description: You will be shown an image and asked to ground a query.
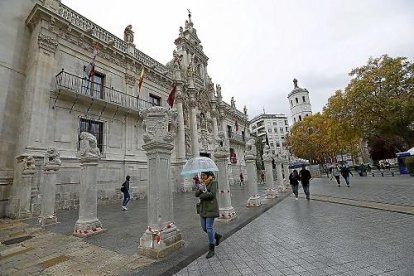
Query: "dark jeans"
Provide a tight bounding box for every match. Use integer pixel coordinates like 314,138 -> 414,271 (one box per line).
200,216 -> 216,245
291,184 -> 299,198
302,182 -> 310,198
122,191 -> 130,207
333,175 -> 340,184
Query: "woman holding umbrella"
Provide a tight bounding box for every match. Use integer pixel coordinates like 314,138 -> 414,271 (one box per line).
195,171 -> 222,259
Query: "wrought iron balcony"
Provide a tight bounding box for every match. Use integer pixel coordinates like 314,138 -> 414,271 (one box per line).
228,132 -> 246,144
55,70 -> 154,112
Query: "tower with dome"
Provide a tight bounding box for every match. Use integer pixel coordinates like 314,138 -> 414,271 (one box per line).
287,78 -> 312,124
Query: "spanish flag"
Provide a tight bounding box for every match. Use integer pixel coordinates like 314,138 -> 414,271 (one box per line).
137,67 -> 145,95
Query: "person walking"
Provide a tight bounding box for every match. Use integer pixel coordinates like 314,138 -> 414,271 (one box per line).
299,165 -> 312,200
121,175 -> 130,210
239,172 -> 244,187
195,171 -> 222,259
259,171 -> 265,184
330,164 -> 341,186
341,165 -> 353,187
289,169 -> 300,200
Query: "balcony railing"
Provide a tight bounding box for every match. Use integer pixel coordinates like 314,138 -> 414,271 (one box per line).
228,132 -> 246,144
55,70 -> 154,111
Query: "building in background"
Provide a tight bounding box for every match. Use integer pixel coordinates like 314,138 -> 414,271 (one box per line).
288,78 -> 312,124
249,113 -> 289,155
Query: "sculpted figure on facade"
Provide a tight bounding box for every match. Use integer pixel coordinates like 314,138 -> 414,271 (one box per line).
185,128 -> 192,156
23,155 -> 36,171
243,105 -> 248,116
123,25 -> 134,44
179,26 -> 184,37
79,132 -> 100,159
216,84 -> 222,99
231,97 -> 236,108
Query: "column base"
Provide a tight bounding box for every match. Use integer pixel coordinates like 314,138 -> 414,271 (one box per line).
38,215 -> 58,226
265,188 -> 278,199
73,218 -> 105,237
217,207 -> 237,223
138,224 -> 184,259
246,195 -> 262,207
7,197 -> 20,219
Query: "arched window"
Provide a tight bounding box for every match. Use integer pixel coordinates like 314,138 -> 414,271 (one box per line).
294,117 -> 296,123
299,115 -> 302,121
295,97 -> 299,103
302,96 -> 306,103
290,100 -> 293,106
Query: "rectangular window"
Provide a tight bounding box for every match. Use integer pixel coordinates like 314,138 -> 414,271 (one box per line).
276,142 -> 280,147
280,127 -> 284,133
270,143 -> 274,147
79,118 -> 104,153
81,72 -> 105,99
274,128 -> 278,133
285,120 -> 288,125
302,96 -> 306,102
227,125 -> 232,138
149,94 -> 161,106
268,128 -> 272,133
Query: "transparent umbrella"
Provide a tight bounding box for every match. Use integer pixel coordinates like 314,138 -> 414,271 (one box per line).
180,157 -> 219,176
289,159 -> 310,169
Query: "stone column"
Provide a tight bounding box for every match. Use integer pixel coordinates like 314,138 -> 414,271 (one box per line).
138,107 -> 184,259
283,158 -> 290,187
245,139 -> 261,207
275,155 -> 286,192
263,146 -> 277,199
39,149 -> 61,225
175,82 -> 186,162
214,132 -> 236,222
73,133 -> 105,237
227,161 -> 234,186
189,94 -> 199,157
8,156 -> 37,219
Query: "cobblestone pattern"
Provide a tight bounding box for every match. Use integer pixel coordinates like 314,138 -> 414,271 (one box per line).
175,196 -> 414,275
310,176 -> 414,207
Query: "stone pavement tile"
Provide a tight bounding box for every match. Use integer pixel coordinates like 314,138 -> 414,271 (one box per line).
291,265 -> 308,273
279,267 -> 297,275
225,270 -> 242,276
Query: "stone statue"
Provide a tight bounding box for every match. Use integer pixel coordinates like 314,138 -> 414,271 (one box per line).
262,145 -> 273,161
243,105 -> 247,116
179,26 -> 184,37
23,155 -> 36,171
216,84 -> 221,99
44,148 -> 62,167
215,131 -> 227,153
79,132 -> 100,159
293,78 -> 298,88
123,25 -> 134,44
231,97 -> 235,108
245,138 -> 256,156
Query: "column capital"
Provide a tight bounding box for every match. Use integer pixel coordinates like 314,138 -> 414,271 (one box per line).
141,106 -> 178,145
43,148 -> 62,171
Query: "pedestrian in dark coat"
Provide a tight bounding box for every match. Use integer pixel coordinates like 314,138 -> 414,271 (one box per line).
341,165 -> 353,187
299,165 -> 312,200
289,169 -> 300,200
195,171 -> 222,259
121,175 -> 130,210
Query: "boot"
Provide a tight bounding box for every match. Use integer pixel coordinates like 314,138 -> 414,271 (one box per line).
215,233 -> 222,246
206,244 -> 215,259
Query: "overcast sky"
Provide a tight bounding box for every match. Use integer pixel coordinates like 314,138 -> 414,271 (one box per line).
63,0 -> 414,122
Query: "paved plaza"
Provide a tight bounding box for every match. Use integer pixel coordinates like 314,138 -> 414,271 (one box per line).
1,175 -> 413,275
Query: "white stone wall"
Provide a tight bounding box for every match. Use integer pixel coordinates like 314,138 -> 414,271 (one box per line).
0,0 -> 39,216
288,91 -> 312,123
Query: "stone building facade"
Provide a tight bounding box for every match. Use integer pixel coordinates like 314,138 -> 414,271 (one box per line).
0,0 -> 249,217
